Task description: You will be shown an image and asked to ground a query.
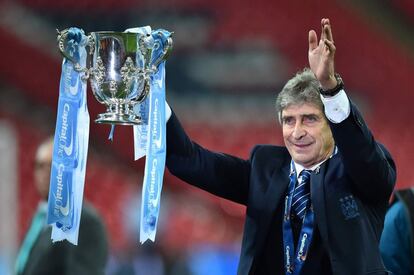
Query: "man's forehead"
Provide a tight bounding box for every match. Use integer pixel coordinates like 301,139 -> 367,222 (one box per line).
281,103 -> 323,117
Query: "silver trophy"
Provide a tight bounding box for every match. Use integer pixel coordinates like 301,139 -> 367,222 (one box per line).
57,29 -> 172,125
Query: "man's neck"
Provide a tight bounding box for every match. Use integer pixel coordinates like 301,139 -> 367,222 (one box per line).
293,146 -> 337,176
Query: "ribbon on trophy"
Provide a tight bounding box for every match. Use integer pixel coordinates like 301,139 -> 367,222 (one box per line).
125,27 -> 170,243
48,28 -> 90,245
50,26 -> 171,245
125,26 -> 152,160
139,61 -> 167,243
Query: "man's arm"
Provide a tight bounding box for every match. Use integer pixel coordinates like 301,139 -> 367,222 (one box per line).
328,100 -> 395,202
166,110 -> 251,205
320,82 -> 395,204
308,18 -> 396,202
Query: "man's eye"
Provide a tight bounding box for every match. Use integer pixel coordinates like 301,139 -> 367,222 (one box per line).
304,116 -> 318,123
283,118 -> 295,125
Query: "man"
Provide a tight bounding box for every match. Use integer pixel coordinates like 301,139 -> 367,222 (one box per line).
380,188 -> 414,275
15,137 -> 108,275
165,18 -> 396,274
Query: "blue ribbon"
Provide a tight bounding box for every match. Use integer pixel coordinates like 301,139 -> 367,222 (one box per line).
139,61 -> 167,242
133,97 -> 149,160
48,27 -> 90,245
282,161 -> 315,275
139,29 -> 170,243
130,26 -> 151,160
50,26 -> 169,244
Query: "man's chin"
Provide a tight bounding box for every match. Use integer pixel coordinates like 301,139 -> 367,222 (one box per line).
292,148 -> 312,158
292,154 -> 314,167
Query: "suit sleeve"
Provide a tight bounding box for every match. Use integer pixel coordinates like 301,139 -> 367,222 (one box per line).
166,111 -> 251,205
329,101 -> 396,203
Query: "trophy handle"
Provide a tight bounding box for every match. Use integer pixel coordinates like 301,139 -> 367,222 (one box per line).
151,34 -> 173,71
56,28 -> 92,78
135,77 -> 151,103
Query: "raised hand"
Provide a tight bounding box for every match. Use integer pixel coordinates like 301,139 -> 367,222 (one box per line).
308,18 -> 337,90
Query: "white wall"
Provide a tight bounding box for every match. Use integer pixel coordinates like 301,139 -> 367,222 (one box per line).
0,121 -> 18,275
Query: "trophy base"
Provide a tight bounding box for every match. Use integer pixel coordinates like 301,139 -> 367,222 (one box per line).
95,112 -> 142,125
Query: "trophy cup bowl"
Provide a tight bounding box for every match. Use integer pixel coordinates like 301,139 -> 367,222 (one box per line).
57,29 -> 172,125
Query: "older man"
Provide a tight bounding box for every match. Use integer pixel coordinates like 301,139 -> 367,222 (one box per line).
165,18 -> 396,275
15,138 -> 108,275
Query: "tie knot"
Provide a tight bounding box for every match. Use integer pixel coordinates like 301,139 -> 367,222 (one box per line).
299,170 -> 311,182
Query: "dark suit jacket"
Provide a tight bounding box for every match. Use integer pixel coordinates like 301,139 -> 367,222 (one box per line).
166,102 -> 396,275
20,203 -> 108,275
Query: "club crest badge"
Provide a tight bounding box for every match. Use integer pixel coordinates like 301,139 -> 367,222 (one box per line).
339,195 -> 360,220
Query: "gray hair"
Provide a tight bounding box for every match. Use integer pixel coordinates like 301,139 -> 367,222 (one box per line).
275,68 -> 324,123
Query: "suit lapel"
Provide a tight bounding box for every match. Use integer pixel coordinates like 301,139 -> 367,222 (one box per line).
254,160 -> 290,258
311,161 -> 330,249
251,155 -> 333,270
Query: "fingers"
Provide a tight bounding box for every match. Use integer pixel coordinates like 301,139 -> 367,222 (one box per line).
308,30 -> 318,51
323,39 -> 336,56
321,18 -> 335,55
320,19 -> 326,41
321,18 -> 334,43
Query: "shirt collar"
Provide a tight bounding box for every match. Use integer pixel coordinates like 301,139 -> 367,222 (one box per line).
292,146 -> 338,177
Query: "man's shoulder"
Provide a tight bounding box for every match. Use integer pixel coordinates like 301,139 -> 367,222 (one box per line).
251,144 -> 288,157
78,202 -> 108,248
385,201 -> 411,236
250,144 -> 290,165
80,202 -> 106,231
388,201 -> 407,219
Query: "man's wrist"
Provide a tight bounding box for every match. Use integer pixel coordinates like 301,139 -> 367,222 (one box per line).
319,73 -> 344,97
319,75 -> 337,90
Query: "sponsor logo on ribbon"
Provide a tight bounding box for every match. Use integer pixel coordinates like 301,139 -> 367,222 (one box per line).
139,43 -> 168,243
152,99 -> 163,150
48,27 -> 90,244
53,164 -> 65,216
297,233 -> 308,260
57,103 -> 74,158
63,64 -> 79,97
148,158 -> 159,208
59,182 -> 71,217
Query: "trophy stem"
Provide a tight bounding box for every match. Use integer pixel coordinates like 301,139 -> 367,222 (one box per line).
95,104 -> 142,125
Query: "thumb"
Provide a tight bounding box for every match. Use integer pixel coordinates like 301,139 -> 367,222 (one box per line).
308,30 -> 318,52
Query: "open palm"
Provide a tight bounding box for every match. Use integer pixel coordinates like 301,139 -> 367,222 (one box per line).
308,18 -> 337,90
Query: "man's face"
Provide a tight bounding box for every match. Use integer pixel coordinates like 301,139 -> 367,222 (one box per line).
34,141 -> 53,200
281,103 -> 334,168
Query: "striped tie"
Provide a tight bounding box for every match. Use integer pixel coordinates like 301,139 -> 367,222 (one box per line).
292,170 -> 311,219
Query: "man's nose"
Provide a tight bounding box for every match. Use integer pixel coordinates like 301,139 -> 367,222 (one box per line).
292,122 -> 306,139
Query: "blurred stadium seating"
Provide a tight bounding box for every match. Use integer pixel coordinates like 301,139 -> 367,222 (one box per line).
392,0 -> 414,24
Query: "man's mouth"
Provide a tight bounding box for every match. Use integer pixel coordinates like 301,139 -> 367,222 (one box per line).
293,143 -> 312,149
